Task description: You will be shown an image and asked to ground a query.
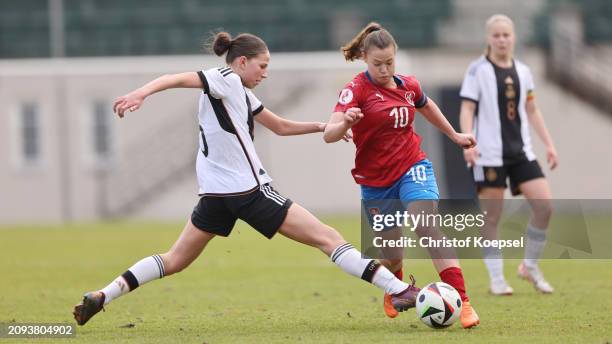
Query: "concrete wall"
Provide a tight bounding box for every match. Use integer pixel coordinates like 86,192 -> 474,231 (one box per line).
0,57 -> 206,223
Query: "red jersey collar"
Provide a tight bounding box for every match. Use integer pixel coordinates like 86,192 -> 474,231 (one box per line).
364,70 -> 404,88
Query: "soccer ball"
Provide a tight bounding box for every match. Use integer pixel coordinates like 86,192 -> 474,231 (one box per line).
415,282 -> 462,328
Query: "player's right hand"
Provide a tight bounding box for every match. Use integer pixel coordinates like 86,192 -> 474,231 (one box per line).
546,145 -> 559,170
463,147 -> 479,168
343,107 -> 363,127
113,90 -> 145,118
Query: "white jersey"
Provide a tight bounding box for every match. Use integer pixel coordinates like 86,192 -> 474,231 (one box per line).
460,56 -> 536,166
195,67 -> 271,195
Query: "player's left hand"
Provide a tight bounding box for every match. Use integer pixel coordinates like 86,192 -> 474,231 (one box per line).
452,133 -> 477,149
113,90 -> 146,118
343,107 -> 364,127
547,145 -> 558,170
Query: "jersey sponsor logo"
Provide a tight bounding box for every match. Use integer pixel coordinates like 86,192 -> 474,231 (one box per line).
338,89 -> 353,105
404,91 -> 416,106
375,93 -> 384,101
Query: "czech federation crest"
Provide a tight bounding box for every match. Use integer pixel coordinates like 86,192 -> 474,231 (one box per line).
338,89 -> 353,105
405,91 -> 415,106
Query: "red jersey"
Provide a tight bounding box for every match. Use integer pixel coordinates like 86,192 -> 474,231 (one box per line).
334,71 -> 428,187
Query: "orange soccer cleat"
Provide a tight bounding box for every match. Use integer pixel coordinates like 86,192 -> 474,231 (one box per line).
383,293 -> 399,318
460,300 -> 480,328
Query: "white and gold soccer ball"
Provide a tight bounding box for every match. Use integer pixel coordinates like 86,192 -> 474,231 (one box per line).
415,282 -> 462,328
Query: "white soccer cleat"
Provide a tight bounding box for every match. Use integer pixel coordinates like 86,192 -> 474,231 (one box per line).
518,262 -> 554,294
489,279 -> 514,296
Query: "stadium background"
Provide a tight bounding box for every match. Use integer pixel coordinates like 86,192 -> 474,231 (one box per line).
1,1 -> 612,343
1,0 -> 612,223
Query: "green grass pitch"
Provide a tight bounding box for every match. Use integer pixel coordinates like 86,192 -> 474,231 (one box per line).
1,218 -> 611,343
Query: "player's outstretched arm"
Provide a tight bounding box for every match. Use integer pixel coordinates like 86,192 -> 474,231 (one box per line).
255,108 -> 327,136
418,98 -> 476,149
323,109 -> 361,143
113,72 -> 202,118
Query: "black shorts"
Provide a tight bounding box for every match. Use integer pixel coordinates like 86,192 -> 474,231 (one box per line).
191,184 -> 293,239
472,159 -> 544,196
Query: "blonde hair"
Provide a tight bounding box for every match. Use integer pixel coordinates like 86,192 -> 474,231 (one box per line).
484,14 -> 515,56
341,22 -> 397,61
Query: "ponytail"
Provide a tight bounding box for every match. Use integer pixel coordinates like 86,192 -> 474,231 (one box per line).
484,45 -> 491,56
342,22 -> 396,61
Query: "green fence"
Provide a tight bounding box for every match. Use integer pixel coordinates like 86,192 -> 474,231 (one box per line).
533,0 -> 612,48
0,0 -> 452,58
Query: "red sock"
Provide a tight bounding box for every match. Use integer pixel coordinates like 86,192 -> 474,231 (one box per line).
393,268 -> 403,281
439,267 -> 469,302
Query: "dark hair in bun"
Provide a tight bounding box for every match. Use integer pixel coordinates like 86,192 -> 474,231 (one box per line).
209,31 -> 268,64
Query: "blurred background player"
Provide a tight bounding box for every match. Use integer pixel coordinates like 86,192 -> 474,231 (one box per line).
73,31 -> 420,326
459,14 -> 558,295
323,22 -> 480,328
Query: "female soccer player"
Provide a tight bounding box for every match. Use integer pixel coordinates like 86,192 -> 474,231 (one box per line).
324,22 -> 480,328
72,31 -> 420,326
459,15 -> 558,295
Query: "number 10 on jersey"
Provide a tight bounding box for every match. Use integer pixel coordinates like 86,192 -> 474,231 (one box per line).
389,107 -> 410,128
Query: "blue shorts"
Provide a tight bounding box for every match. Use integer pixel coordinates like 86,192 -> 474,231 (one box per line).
361,159 -> 439,202
361,159 -> 439,231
